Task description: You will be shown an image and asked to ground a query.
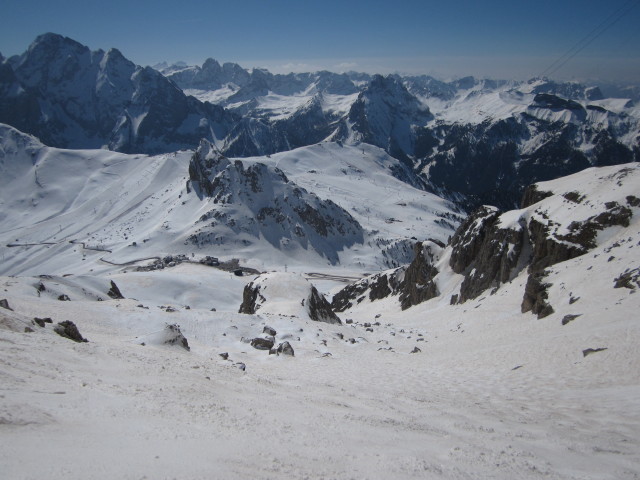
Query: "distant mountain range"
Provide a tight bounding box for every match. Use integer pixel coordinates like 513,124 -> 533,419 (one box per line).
1,33 -> 638,209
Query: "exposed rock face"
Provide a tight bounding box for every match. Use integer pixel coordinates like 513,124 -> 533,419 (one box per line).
446,205 -> 527,303
520,184 -> 553,208
521,271 -> 555,318
331,240 -> 441,311
107,280 -> 124,300
332,163 -> 639,317
527,218 -> 586,272
614,268 -> 640,289
343,74 -> 433,162
53,320 -> 88,342
331,269 -> 404,312
0,33 -> 236,153
263,326 -> 277,336
251,337 -> 274,350
458,220 -> 525,303
0,299 -> 13,311
449,206 -> 501,275
239,282 -> 262,314
399,241 -> 441,310
307,286 -> 342,324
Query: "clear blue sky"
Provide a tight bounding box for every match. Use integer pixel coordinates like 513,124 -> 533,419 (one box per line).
1,0 -> 639,81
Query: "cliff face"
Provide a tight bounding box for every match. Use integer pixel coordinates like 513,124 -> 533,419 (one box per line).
331,164 -> 640,319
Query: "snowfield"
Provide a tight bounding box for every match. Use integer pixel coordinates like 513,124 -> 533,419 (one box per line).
1,124 -> 640,479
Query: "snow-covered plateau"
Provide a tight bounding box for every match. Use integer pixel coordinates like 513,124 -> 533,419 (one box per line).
1,119 -> 640,479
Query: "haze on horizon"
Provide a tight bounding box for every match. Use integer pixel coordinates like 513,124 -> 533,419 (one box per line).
1,0 -> 639,83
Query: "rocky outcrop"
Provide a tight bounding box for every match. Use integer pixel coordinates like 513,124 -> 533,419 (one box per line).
449,206 -> 501,274
332,164 -> 639,320
188,140 -> 364,264
276,341 -> 295,356
331,269 -> 403,312
0,299 -> 13,311
162,324 -> 190,351
446,205 -> 527,303
239,282 -> 263,314
399,241 -> 440,310
53,320 -> 88,342
107,280 -> 124,300
521,271 -> 554,318
1,33 -> 236,154
527,218 -> 586,272
521,184 -> 553,208
307,286 -> 342,324
614,267 -> 640,289
251,337 -> 274,351
239,273 -> 341,324
458,222 -> 525,303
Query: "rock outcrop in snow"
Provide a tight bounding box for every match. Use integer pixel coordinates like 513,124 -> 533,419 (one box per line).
188,140 -> 364,264
332,239 -> 443,312
239,273 -> 341,324
333,163 -> 640,318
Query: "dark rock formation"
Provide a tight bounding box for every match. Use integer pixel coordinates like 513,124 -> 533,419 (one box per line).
263,326 -> 277,336
188,140 -> 363,264
562,314 -> 582,325
527,218 -> 586,272
33,317 -> 53,327
57,294 -> 70,301
521,271 -> 554,318
53,321 -> 88,342
399,241 -> 440,310
449,206 -> 501,274
107,280 -> 124,300
521,184 -> 554,208
0,33 -> 236,154
307,286 -> 342,324
251,337 -> 275,350
614,268 -> 640,289
239,281 -> 263,314
331,269 -> 402,312
0,299 -> 13,311
582,347 -> 608,357
447,206 -> 527,303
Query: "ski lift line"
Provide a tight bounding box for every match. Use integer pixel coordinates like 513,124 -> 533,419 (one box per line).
542,0 -> 639,76
541,2 -> 632,76
539,0 -> 640,78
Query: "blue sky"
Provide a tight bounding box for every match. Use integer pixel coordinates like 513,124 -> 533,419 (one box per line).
2,0 -> 639,81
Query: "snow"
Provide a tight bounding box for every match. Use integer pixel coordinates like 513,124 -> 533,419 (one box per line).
1,124 -> 640,479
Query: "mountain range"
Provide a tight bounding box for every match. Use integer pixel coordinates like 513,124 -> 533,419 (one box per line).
2,33 -> 638,210
1,33 -> 640,479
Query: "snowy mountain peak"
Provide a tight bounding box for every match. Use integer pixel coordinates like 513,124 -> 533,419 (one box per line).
187,140 -> 364,264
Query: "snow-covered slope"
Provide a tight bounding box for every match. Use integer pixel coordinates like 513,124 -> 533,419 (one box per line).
0,124 -> 461,276
1,162 -> 639,480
